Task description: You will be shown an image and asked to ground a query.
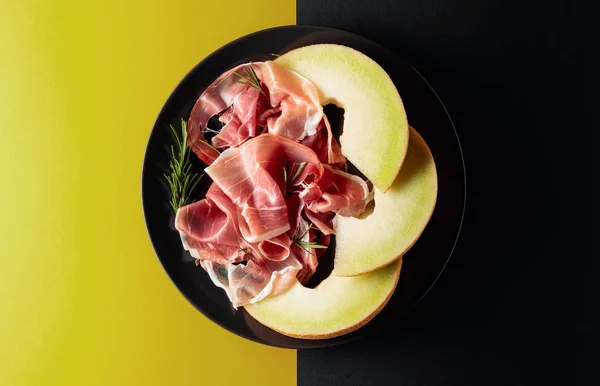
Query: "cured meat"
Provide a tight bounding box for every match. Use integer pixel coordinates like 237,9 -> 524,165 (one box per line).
323,116 -> 346,167
177,62 -> 377,306
304,209 -> 336,235
186,64 -> 252,164
201,255 -> 302,308
299,165 -> 370,216
205,134 -> 323,243
176,183 -> 296,263
175,134 -> 372,306
211,86 -> 265,149
176,136 -> 370,307
174,186 -> 241,265
259,61 -> 322,141
176,184 -> 302,308
257,233 -> 291,262
186,61 -> 345,166
298,116 -> 344,167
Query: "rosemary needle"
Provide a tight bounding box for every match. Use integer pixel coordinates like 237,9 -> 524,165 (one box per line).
290,162 -> 308,183
233,62 -> 266,97
292,223 -> 327,254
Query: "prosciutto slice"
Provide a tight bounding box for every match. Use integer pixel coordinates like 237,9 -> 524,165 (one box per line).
205,134 -> 323,243
201,256 -> 302,308
211,86 -> 266,149
259,61 -> 322,141
176,183 -> 292,263
186,61 -> 344,166
304,209 -> 336,235
304,165 -> 370,216
174,186 -> 241,265
186,64 -> 251,164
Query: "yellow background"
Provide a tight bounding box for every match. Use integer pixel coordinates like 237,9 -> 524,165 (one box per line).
1,1 -> 296,385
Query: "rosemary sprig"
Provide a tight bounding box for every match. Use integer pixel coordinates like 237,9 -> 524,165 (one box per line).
294,222 -> 312,240
295,241 -> 328,255
283,161 -> 308,191
163,119 -> 203,213
292,223 -> 327,254
233,62 -> 266,96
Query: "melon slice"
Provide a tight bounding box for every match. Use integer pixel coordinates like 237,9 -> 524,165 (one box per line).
334,127 -> 438,277
275,44 -> 408,192
244,259 -> 401,339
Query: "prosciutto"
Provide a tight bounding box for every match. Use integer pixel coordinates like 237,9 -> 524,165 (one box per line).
304,165 -> 370,217
175,184 -> 302,307
201,256 -> 302,308
175,62 -> 374,307
175,134 -> 370,307
205,134 -> 324,243
177,183 -> 292,263
259,61 -> 322,141
186,61 -> 344,166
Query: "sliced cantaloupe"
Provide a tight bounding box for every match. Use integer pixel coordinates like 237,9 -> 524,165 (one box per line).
334,127 -> 438,277
244,259 -> 401,339
275,44 -> 408,192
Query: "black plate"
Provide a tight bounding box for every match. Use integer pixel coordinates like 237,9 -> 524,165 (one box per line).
142,26 -> 466,349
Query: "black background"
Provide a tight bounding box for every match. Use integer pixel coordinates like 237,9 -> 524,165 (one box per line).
297,1 -> 587,385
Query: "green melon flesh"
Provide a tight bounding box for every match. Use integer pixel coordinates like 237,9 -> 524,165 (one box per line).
275,44 -> 408,192
334,127 -> 437,277
244,259 -> 401,339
